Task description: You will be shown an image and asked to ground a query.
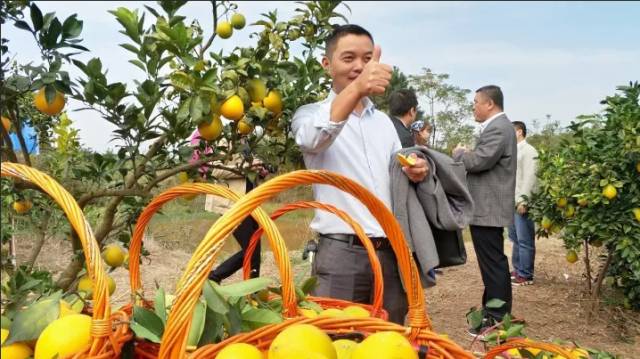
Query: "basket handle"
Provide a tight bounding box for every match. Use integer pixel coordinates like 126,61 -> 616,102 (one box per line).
484,338 -> 577,358
128,182 -> 295,315
241,200 -> 385,317
158,170 -> 431,358
1,162 -> 113,356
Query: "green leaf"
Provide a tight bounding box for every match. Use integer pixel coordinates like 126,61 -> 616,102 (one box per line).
44,84 -> 58,104
241,307 -> 283,329
5,291 -> 62,345
62,15 -> 83,39
198,308 -> 225,346
1,315 -> 12,330
186,300 -> 206,348
129,59 -> 146,72
109,7 -> 140,43
154,288 -> 166,325
465,307 -> 483,330
177,97 -> 191,121
189,95 -> 203,123
130,321 -> 162,343
132,306 -> 164,342
505,323 -> 524,338
203,280 -> 229,315
224,302 -> 243,336
215,277 -> 272,298
300,276 -> 318,294
120,43 -> 139,54
14,20 -> 32,32
43,17 -> 62,49
485,298 -> 506,309
87,57 -> 103,76
30,3 -> 44,32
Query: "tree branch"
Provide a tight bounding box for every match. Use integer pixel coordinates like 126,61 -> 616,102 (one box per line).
10,107 -> 32,166
77,188 -> 149,209
143,156 -> 243,191
26,210 -> 52,270
1,126 -> 19,163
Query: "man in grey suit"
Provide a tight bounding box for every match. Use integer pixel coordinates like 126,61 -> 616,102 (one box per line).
453,85 -> 516,334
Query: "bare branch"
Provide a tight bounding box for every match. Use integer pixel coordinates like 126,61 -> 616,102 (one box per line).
77,188 -> 149,209
10,108 -> 32,166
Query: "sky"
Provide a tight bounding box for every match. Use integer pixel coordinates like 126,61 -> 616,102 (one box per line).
2,1 -> 639,152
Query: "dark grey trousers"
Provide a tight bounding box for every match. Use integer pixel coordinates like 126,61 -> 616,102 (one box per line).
311,236 -> 409,324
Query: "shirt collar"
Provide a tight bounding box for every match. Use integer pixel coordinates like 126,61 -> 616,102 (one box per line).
480,111 -> 505,132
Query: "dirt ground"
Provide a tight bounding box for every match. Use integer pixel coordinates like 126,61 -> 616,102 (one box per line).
12,216 -> 640,358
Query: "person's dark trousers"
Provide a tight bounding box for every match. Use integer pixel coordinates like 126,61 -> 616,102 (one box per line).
469,225 -> 512,321
311,235 -> 408,325
209,180 -> 261,282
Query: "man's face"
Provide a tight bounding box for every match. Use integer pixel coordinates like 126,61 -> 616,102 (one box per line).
473,92 -> 492,122
322,34 -> 374,93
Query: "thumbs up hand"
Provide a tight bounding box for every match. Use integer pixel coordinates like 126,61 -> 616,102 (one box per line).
355,45 -> 393,96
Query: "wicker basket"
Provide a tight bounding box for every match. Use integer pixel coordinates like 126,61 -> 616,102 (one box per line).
125,182 -> 395,356
1,162 -> 131,358
485,338 -> 578,358
157,170 -> 475,359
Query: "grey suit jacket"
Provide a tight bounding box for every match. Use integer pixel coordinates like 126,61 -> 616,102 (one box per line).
453,114 -> 517,227
390,147 -> 475,287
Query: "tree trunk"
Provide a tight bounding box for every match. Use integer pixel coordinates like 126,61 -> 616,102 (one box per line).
55,196 -> 123,290
590,252 -> 613,313
26,211 -> 52,270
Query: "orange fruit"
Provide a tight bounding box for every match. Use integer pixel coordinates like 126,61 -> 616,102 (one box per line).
1,116 -> 11,132
602,184 -> 617,200
220,95 -> 244,121
216,21 -> 233,39
263,90 -> 283,114
556,197 -> 567,208
396,153 -> 416,167
198,115 -> 223,141
237,120 -> 252,135
13,200 -> 33,214
33,87 -> 65,116
230,13 -> 246,30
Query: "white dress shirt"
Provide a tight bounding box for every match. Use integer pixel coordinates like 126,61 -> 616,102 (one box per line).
291,91 -> 401,237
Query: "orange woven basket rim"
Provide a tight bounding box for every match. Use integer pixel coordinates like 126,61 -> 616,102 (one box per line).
127,182 -> 295,310
1,162 -> 130,358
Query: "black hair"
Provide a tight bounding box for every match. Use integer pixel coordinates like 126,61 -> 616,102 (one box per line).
325,24 -> 374,57
476,85 -> 504,110
389,89 -> 418,117
512,121 -> 527,137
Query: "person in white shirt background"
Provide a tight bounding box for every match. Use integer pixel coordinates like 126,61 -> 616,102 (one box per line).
508,121 -> 539,286
291,24 -> 429,324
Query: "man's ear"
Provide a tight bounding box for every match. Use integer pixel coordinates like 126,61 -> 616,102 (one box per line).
321,55 -> 330,70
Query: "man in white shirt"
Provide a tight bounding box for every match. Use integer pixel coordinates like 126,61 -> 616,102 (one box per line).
508,121 -> 539,286
292,24 -> 429,324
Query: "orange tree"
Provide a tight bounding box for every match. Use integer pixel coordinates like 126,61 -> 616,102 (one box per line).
1,0 -> 347,299
528,82 -> 640,309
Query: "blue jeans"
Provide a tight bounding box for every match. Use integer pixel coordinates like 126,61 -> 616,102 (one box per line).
508,212 -> 536,280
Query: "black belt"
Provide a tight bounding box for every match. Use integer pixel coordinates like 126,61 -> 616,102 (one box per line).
320,233 -> 392,250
